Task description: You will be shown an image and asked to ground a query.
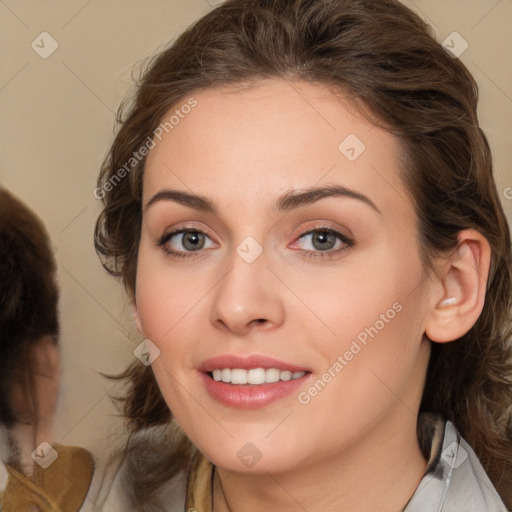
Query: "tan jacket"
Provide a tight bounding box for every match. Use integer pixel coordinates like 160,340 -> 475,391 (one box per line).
0,445 -> 94,512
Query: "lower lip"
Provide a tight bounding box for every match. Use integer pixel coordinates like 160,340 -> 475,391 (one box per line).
199,372 -> 310,408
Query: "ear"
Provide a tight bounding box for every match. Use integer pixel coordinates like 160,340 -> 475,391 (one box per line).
425,229 -> 491,343
132,302 -> 144,335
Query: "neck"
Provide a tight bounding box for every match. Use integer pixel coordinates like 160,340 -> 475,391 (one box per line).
213,408 -> 427,512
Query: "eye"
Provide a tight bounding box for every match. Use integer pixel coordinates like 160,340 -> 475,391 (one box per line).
158,228 -> 216,258
292,226 -> 354,260
157,225 -> 353,260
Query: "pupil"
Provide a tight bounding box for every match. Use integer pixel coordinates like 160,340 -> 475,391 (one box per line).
184,232 -> 202,250
314,231 -> 333,250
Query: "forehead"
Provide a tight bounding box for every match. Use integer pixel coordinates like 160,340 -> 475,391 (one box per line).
143,78 -> 410,218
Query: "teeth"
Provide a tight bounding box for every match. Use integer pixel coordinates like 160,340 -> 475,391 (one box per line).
231,369 -> 247,385
248,368 -> 266,384
266,368 -> 280,383
280,371 -> 292,381
211,368 -> 306,385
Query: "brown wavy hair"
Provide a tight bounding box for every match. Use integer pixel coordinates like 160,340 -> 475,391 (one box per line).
94,0 -> 512,505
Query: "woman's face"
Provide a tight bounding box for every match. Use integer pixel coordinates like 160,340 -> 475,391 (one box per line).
135,79 -> 433,473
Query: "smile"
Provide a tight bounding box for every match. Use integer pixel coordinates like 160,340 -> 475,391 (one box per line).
198,354 -> 312,408
210,368 -> 307,385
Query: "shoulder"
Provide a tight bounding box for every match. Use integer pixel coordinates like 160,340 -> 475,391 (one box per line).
405,414 -> 509,512
86,422 -> 192,512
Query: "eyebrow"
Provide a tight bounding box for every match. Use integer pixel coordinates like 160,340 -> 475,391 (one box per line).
144,185 -> 381,215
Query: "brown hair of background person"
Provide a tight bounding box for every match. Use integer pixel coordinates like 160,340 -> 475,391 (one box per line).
0,187 -> 59,428
94,0 -> 512,506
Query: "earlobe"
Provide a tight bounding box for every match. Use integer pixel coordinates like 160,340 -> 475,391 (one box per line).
425,230 -> 491,344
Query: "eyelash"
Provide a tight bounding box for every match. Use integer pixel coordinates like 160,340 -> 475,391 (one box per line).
157,226 -> 354,261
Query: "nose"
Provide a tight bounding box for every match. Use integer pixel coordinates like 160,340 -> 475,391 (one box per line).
210,244 -> 285,336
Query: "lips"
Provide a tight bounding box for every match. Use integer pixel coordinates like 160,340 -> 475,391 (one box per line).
198,354 -> 312,408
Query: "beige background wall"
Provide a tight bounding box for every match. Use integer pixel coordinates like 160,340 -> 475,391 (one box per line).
1,0 -> 511,463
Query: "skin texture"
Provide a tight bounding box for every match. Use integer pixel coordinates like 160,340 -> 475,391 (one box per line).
134,79 -> 490,512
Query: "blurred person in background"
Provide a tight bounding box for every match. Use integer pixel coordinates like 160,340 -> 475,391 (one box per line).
0,187 -> 94,512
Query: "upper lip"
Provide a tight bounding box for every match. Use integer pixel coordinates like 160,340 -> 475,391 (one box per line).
198,354 -> 311,373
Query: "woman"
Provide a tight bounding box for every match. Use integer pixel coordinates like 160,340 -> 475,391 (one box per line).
94,0 -> 512,510
0,187 -> 95,512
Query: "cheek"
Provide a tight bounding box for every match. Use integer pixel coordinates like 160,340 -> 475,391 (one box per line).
311,256 -> 427,399
304,243 -> 427,386
135,242 -> 202,342
294,243 -> 421,337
